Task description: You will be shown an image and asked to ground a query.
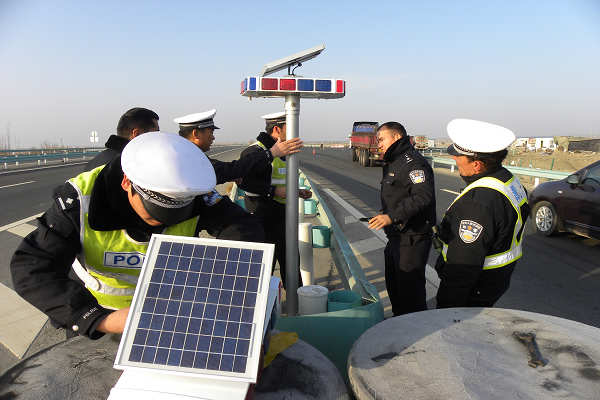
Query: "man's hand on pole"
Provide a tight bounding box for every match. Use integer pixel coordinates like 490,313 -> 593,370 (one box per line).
270,138 -> 303,158
97,307 -> 130,334
299,189 -> 312,199
368,214 -> 392,230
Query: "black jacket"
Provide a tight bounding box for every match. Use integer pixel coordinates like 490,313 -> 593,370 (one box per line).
238,132 -> 278,198
10,156 -> 264,339
84,135 -> 129,171
380,136 -> 436,236
435,167 -> 530,308
209,147 -> 273,185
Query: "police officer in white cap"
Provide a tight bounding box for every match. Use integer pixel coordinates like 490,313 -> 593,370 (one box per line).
175,109 -> 303,184
434,119 -> 530,308
238,112 -> 312,287
11,132 -> 264,338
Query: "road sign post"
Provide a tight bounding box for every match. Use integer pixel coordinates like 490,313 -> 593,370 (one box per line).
90,131 -> 99,146
240,44 -> 346,315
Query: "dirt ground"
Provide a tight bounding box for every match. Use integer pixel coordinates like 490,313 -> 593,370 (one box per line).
505,149 -> 600,173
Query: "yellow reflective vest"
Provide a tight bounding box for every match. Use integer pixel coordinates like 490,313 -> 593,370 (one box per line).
255,141 -> 287,204
68,166 -> 199,309
440,175 -> 528,270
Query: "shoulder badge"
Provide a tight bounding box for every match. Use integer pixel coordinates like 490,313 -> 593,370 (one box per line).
409,170 -> 425,184
404,154 -> 413,163
459,220 -> 483,243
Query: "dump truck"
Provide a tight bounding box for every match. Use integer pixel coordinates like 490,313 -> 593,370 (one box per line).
350,121 -> 381,167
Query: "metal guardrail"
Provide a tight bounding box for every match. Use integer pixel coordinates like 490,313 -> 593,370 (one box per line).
0,151 -> 101,163
425,156 -> 571,180
1,151 -> 102,169
0,147 -> 100,154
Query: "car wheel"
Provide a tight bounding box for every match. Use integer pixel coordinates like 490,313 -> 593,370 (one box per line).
533,201 -> 559,236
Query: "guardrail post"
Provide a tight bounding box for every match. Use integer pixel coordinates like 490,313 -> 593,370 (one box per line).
534,177 -> 540,188
44,159 -> 47,165
298,222 -> 314,286
16,161 -> 19,167
3,162 -> 6,169
298,198 -> 305,223
38,160 -> 41,166
451,165 -> 455,173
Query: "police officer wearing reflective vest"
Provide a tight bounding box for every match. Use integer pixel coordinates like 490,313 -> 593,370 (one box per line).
435,119 -> 530,308
175,109 -> 303,184
368,122 -> 436,316
11,132 -> 264,338
238,112 -> 311,287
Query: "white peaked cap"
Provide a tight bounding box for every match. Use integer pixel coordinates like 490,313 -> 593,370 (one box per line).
121,132 -> 216,198
173,109 -> 220,129
447,119 -> 516,155
261,111 -> 286,121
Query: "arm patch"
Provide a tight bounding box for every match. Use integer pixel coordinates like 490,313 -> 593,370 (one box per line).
409,170 -> 426,184
459,220 -> 483,243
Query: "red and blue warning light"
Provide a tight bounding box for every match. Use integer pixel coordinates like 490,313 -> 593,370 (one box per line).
241,77 -> 345,99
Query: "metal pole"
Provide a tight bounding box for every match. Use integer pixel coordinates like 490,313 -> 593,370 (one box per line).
284,94 -> 300,316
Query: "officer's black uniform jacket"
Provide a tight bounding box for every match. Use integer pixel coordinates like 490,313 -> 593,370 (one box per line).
238,132 -> 278,199
435,167 -> 530,308
84,135 -> 129,172
380,136 -> 436,237
209,147 -> 273,185
10,157 -> 263,339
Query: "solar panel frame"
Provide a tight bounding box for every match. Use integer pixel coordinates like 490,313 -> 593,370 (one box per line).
114,234 -> 275,383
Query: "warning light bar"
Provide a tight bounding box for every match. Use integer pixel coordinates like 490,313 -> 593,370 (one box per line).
240,77 -> 345,99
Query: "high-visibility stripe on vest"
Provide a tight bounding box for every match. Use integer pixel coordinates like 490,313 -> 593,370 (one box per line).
254,141 -> 287,204
68,166 -> 199,309
440,175 -> 528,270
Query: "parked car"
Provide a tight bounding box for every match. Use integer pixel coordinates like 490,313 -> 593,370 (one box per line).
529,160 -> 600,239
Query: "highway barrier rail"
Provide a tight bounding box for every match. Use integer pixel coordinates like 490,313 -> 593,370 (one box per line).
425,155 -> 571,181
1,150 -> 102,169
228,172 -> 384,380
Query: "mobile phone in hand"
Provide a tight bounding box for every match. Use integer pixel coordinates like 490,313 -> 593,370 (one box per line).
359,217 -> 373,222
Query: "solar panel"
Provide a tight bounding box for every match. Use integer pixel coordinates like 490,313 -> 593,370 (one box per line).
114,234 -> 274,383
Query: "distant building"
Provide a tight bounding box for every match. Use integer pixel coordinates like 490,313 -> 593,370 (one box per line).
513,138 -> 529,148
527,137 -> 555,151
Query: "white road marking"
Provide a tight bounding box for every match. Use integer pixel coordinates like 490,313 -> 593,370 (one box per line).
8,223 -> 37,238
441,188 -> 460,195
209,147 -> 243,157
0,180 -> 36,189
0,282 -> 48,358
350,237 -> 386,254
344,215 -> 358,224
324,188 -> 440,288
324,189 -> 387,242
0,213 -> 43,233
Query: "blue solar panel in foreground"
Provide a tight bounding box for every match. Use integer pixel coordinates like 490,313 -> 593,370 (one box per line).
115,234 -> 274,382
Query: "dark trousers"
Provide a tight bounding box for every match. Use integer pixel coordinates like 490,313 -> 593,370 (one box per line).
244,197 -> 300,288
384,235 -> 431,316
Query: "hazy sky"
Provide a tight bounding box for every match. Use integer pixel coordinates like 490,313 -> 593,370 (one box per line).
1,0 -> 599,148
